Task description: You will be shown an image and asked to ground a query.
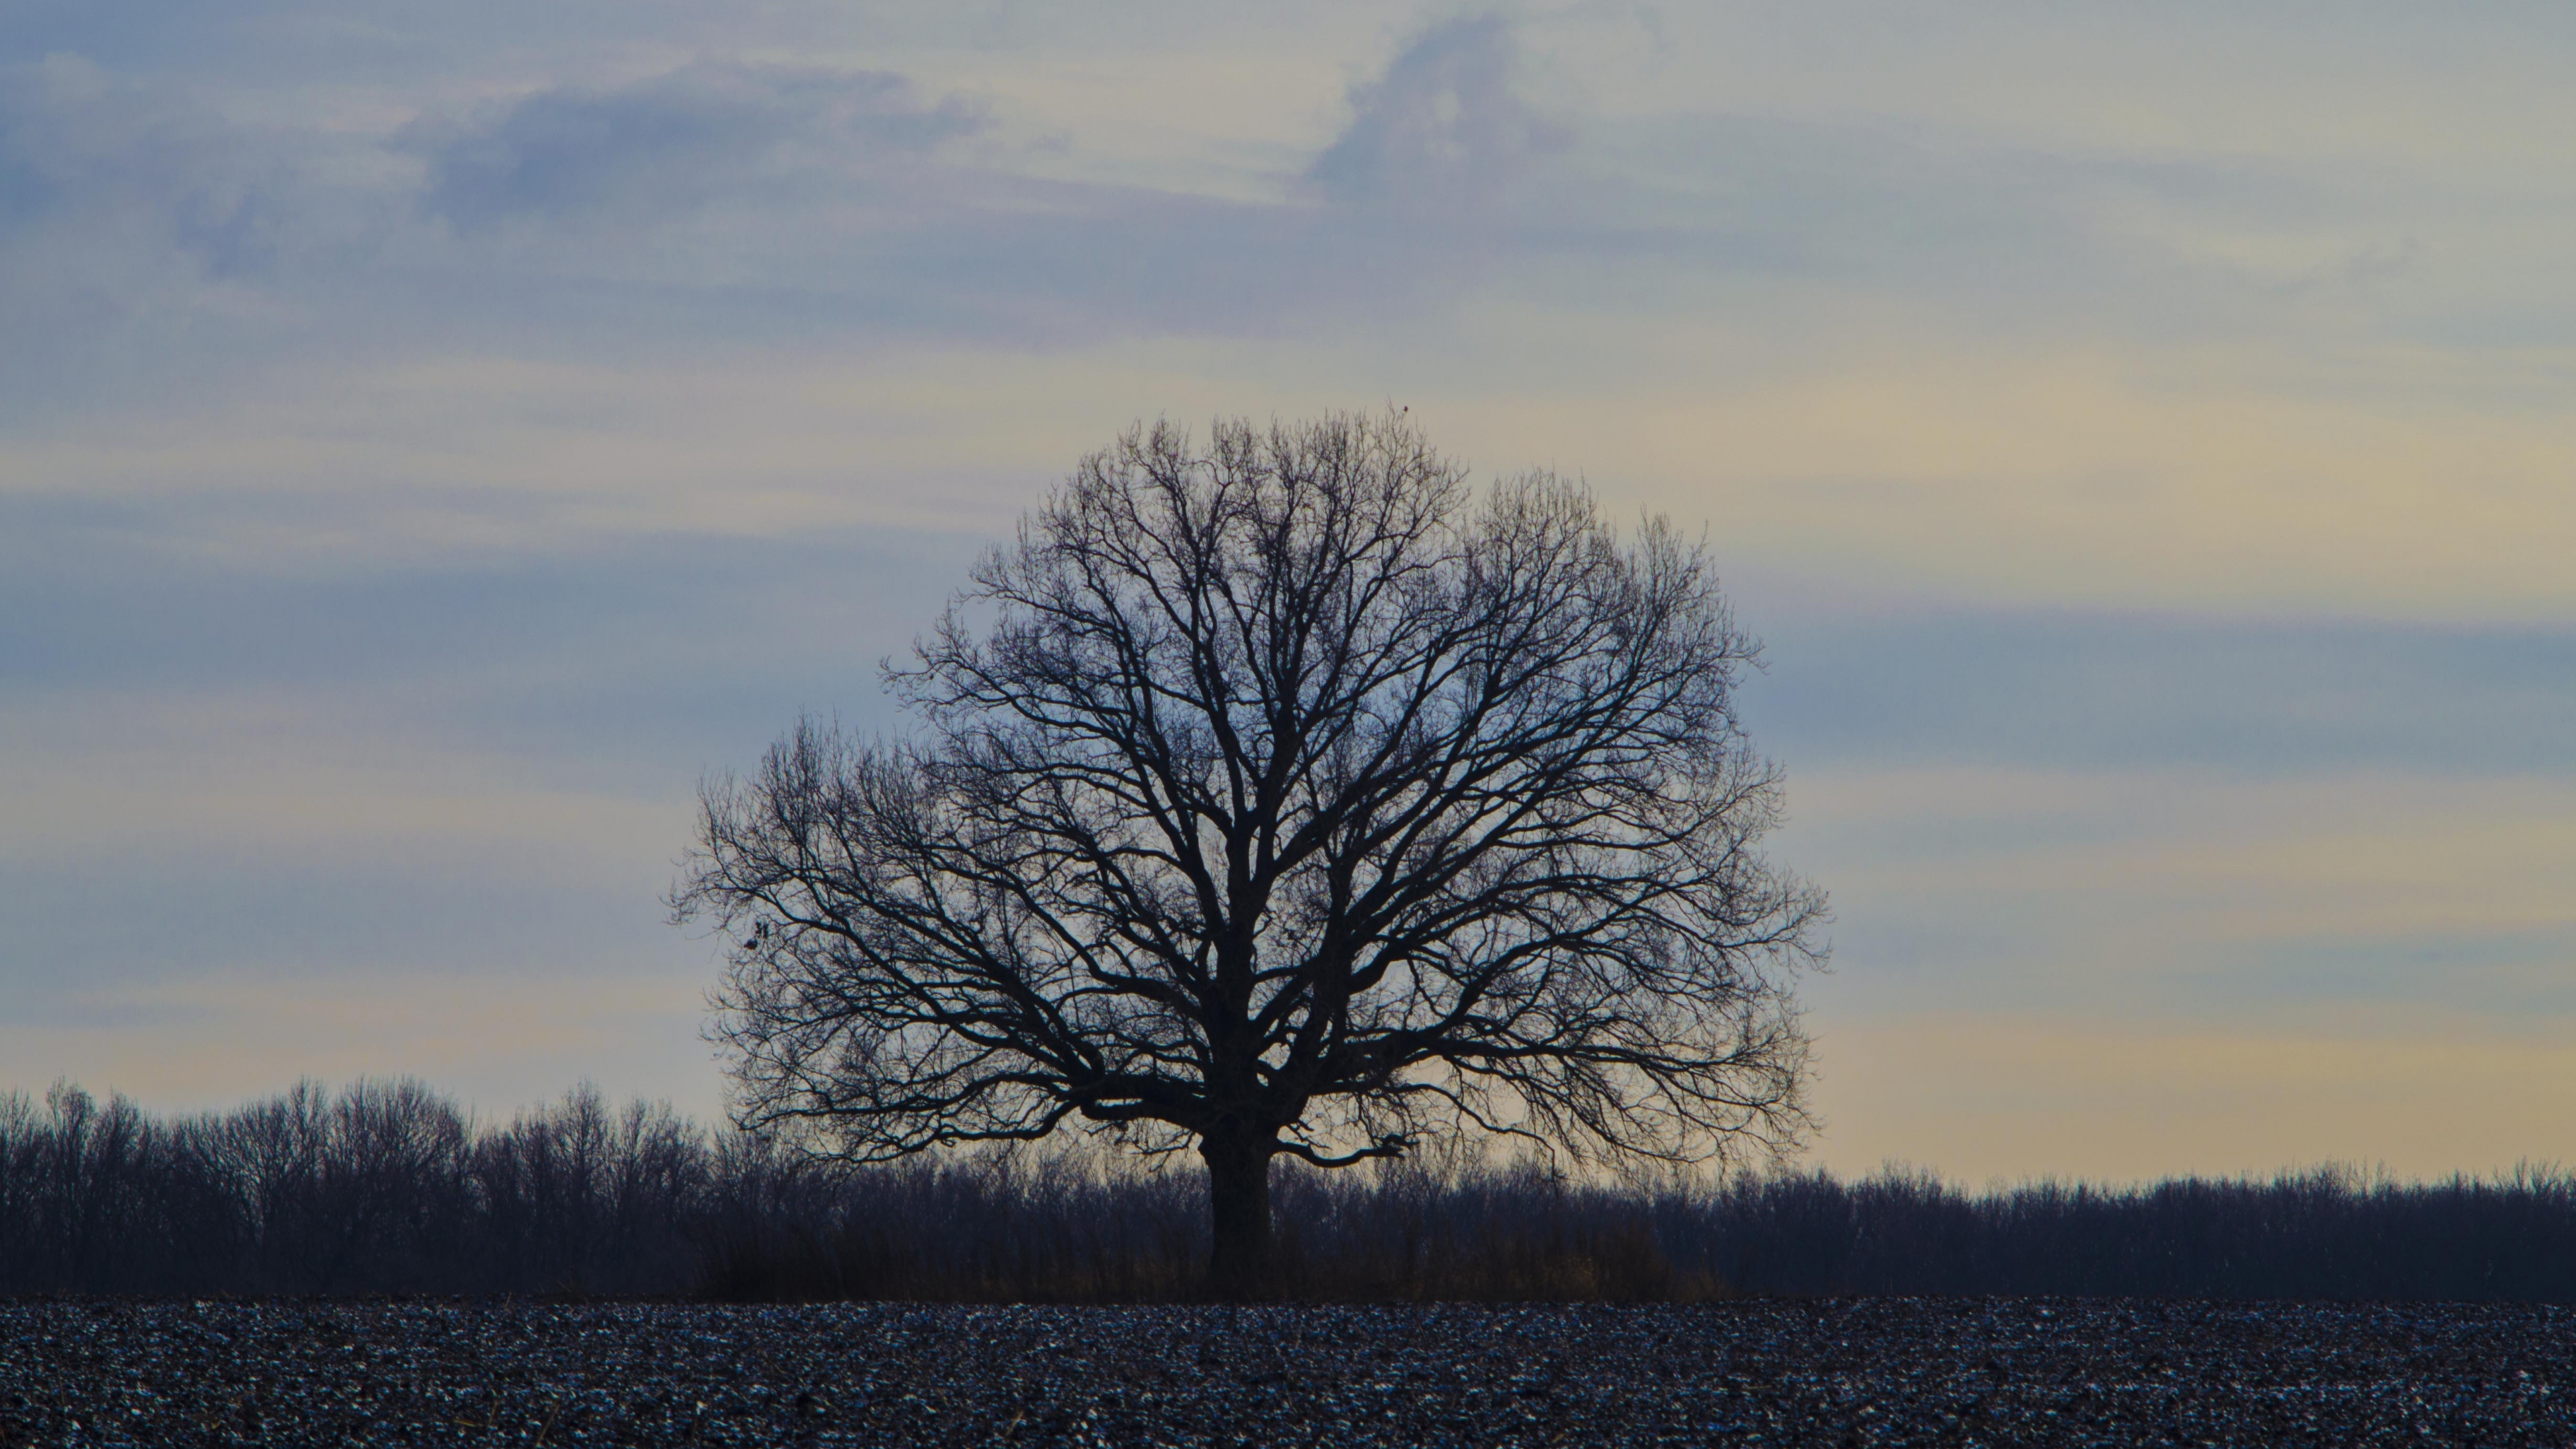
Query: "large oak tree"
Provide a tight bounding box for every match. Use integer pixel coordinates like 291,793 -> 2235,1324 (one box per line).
673,412 -> 1827,1290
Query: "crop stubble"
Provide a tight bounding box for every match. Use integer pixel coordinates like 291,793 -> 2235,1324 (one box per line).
0,1298 -> 2565,1446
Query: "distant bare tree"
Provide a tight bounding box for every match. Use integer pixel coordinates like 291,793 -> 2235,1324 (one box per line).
672,411 -> 1827,1290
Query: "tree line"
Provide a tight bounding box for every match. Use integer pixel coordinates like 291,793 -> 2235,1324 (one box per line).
6,1078 -> 2574,1301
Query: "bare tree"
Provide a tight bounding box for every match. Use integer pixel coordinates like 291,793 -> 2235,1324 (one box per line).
673,411 -> 1827,1290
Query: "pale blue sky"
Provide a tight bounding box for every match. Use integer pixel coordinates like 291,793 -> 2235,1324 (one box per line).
5,1 -> 2573,1180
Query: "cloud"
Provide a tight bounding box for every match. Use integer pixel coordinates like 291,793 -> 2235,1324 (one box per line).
409,60 -> 982,231
0,38 -> 1523,401
0,58 -> 244,298
0,53 -> 391,421
1305,15 -> 1567,213
10,15 -> 2400,418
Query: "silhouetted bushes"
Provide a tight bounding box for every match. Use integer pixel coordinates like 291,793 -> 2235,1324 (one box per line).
5,1079 -> 2573,1301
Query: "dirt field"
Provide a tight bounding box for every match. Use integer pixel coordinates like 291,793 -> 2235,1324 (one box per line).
3,1297 -> 2566,1446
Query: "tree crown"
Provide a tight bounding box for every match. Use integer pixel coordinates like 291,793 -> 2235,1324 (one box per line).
674,411 -> 1825,1174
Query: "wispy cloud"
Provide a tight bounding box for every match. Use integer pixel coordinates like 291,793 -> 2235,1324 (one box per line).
0,55 -> 313,412
1305,15 -> 1566,213
409,60 -> 983,231
0,55 -> 275,266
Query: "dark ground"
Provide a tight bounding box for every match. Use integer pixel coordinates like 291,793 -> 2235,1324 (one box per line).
1,1298 -> 2565,1447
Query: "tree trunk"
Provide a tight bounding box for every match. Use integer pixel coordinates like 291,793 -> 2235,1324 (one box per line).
1202,1131 -> 1276,1298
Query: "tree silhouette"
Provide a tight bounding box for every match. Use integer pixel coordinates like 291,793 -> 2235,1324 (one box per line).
673,411 -> 1827,1291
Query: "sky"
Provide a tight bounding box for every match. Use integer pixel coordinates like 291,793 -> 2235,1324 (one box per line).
5,1 -> 2573,1185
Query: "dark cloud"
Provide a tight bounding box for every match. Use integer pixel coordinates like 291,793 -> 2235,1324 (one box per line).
0,56 -> 328,417
409,61 -> 981,231
1305,15 -> 1567,213
0,56 -> 287,271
